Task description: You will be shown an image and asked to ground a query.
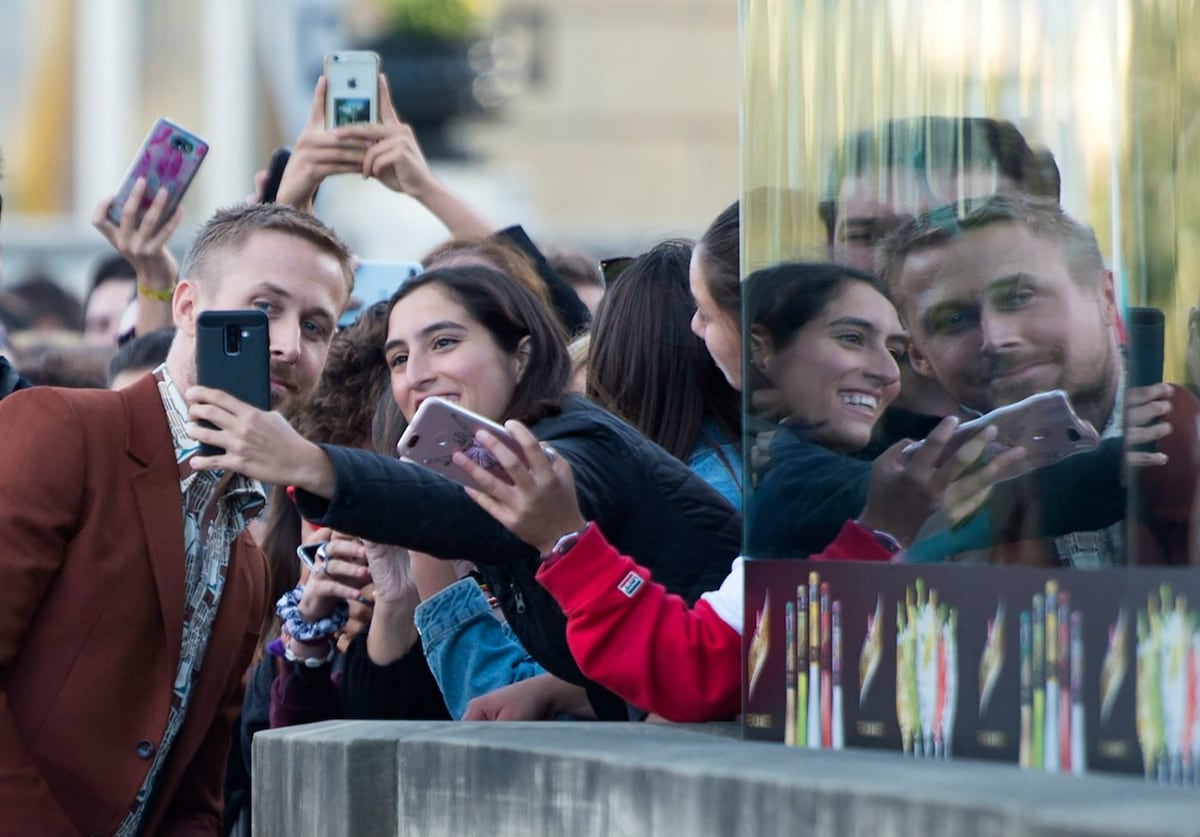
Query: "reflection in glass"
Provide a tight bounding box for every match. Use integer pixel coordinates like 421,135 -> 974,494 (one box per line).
741,0 -> 1200,566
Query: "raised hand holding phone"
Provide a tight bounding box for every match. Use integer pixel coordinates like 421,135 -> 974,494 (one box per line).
104,118 -> 207,231
353,74 -> 437,195
92,177 -> 182,332
275,77 -> 371,212
452,419 -> 586,556
93,120 -> 197,312
323,73 -> 496,238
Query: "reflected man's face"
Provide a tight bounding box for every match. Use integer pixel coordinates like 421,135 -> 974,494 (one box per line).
832,168 -> 1016,273
1187,308 -> 1200,391
897,221 -> 1119,426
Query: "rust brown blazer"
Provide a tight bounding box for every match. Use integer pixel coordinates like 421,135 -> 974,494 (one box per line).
0,374 -> 270,837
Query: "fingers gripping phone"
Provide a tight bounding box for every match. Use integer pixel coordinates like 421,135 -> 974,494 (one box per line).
324,51 -> 380,128
397,397 -> 529,490
903,389 -> 1100,473
339,260 -> 423,328
195,310 -> 270,457
107,118 -> 208,230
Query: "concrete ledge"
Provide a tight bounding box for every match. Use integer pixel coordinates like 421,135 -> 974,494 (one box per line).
253,722 -> 1200,837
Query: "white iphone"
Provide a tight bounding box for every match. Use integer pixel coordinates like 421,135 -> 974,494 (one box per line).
324,51 -> 381,128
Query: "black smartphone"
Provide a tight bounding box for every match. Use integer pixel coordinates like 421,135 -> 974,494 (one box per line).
259,146 -> 292,204
1127,306 -> 1165,453
195,310 -> 270,456
1126,306 -> 1165,388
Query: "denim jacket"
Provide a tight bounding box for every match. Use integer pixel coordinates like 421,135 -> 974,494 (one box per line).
414,578 -> 545,719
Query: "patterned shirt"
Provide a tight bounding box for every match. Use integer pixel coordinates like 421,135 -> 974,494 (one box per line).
115,365 -> 265,836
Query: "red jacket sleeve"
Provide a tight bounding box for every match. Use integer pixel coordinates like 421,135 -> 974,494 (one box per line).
536,524 -> 741,723
813,519 -> 895,562
535,520 -> 891,724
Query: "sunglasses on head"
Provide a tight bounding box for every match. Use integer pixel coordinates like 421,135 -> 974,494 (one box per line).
598,256 -> 635,285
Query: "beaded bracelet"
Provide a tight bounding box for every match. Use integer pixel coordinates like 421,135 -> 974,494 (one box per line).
275,584 -> 349,642
138,285 -> 175,302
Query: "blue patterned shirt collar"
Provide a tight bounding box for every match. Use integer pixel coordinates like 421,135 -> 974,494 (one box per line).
152,363 -> 266,519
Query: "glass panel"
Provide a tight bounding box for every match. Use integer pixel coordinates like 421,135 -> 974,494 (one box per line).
741,0 -> 1200,568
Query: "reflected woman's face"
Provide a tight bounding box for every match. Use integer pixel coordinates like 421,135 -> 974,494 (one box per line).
758,281 -> 908,453
384,283 -> 523,422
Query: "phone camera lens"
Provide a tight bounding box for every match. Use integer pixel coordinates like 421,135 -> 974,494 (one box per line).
224,324 -> 242,356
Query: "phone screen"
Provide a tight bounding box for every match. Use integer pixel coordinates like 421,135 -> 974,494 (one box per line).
339,260 -> 423,328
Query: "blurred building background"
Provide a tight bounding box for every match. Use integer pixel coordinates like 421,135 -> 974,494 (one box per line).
0,0 -> 738,296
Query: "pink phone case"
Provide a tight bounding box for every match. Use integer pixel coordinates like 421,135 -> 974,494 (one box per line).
904,389 -> 1099,473
397,397 -> 528,490
106,118 -> 208,229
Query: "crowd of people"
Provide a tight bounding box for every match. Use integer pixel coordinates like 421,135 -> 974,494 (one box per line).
0,72 -> 1197,837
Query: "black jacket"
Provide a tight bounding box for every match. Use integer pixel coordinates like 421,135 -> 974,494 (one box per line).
747,424 -> 872,559
293,395 -> 741,716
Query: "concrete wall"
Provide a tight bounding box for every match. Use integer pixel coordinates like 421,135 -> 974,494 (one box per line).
253,721 -> 1200,837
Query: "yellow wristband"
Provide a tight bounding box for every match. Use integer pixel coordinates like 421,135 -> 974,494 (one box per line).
138,285 -> 175,302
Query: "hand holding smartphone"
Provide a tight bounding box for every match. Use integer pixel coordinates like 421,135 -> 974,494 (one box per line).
195,310 -> 270,456
324,51 -> 381,128
107,118 -> 208,231
397,397 -> 529,490
902,389 -> 1099,473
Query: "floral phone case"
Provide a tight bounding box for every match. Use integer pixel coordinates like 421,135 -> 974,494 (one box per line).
106,118 -> 208,229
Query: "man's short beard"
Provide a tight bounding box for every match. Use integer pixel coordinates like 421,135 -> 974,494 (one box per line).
1063,343 -> 1121,433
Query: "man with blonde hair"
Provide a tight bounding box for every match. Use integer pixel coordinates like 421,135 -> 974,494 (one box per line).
0,202 -> 352,836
